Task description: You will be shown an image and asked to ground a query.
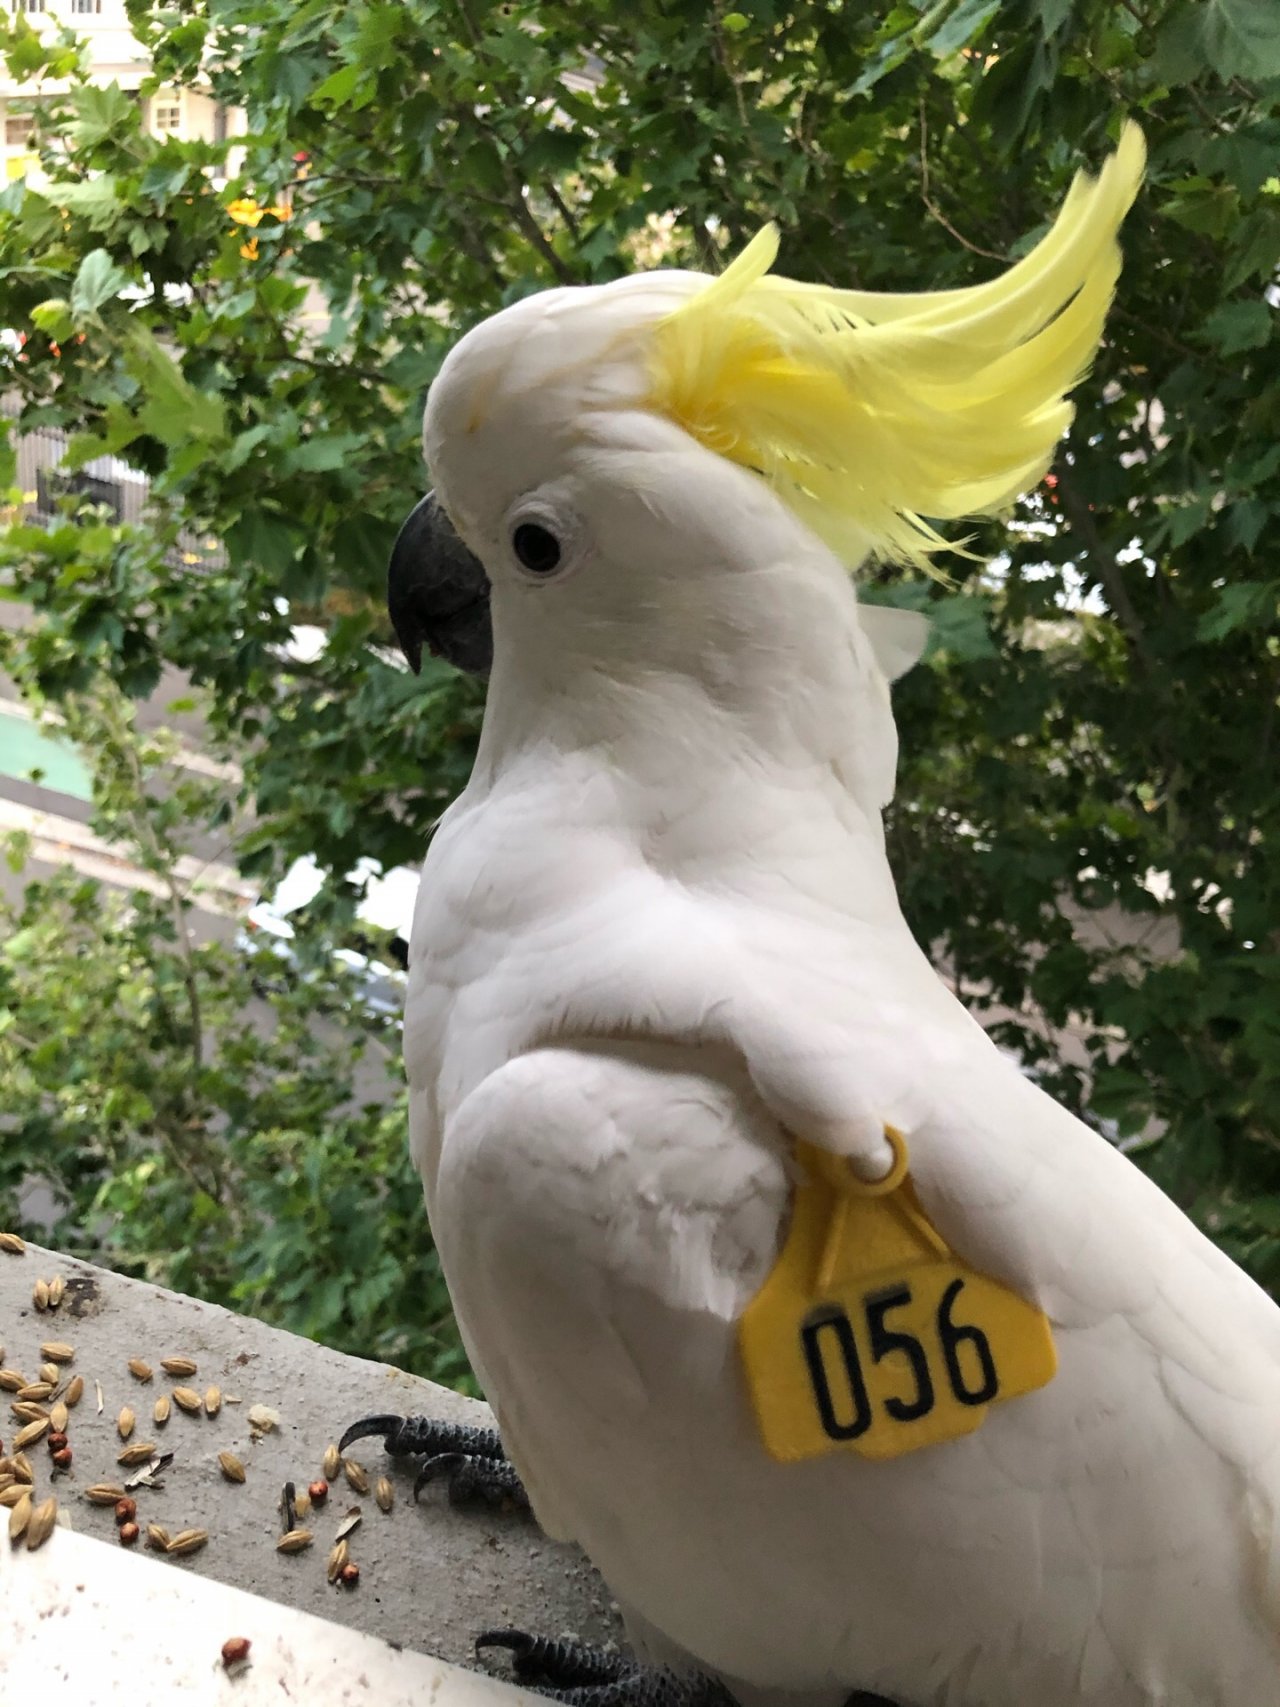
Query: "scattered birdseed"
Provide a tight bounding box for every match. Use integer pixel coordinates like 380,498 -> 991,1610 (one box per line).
63,1375 -> 84,1408
247,1405 -> 279,1434
85,1484 -> 127,1506
25,1495 -> 57,1551
117,1407 -> 136,1441
217,1451 -> 246,1484
334,1507 -> 363,1543
165,1528 -> 209,1557
8,1491 -> 31,1539
50,1402 -> 68,1433
14,1418 -> 49,1450
342,1457 -> 369,1495
375,1477 -> 394,1513
40,1342 -> 74,1364
117,1441 -> 158,1467
326,1537 -> 349,1583
171,1386 -> 202,1415
146,1523 -> 171,1551
47,1276 -> 65,1308
322,1442 -> 341,1481
276,1528 -> 313,1554
337,1560 -> 360,1587
0,1370 -> 23,1392
32,1279 -> 50,1312
160,1357 -> 198,1378
0,1232 -> 27,1254
204,1386 -> 222,1418
128,1359 -> 154,1382
221,1637 -> 251,1670
154,1394 -> 171,1426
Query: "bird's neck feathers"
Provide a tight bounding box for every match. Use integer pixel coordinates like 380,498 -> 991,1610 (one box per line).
473,531 -> 904,847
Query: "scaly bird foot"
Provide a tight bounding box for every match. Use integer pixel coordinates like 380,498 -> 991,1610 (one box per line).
339,1413 -> 531,1513
476,1630 -> 738,1707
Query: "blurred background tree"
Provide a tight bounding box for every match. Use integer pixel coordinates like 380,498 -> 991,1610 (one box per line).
0,0 -> 1275,1376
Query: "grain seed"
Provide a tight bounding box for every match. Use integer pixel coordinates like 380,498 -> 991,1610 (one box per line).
10,1402 -> 49,1425
117,1407 -> 136,1441
16,1383 -> 53,1402
0,1369 -> 25,1392
84,1483 -> 127,1505
217,1451 -> 245,1484
160,1357 -> 197,1378
0,1485 -> 28,1508
334,1507 -> 363,1543
204,1386 -> 221,1418
117,1442 -> 158,1467
40,1342 -> 74,1364
13,1453 -> 33,1484
322,1442 -> 341,1481
113,1497 -> 137,1525
375,1477 -> 394,1514
63,1375 -> 84,1408
337,1560 -> 360,1587
25,1495 -> 57,1550
153,1394 -> 171,1426
50,1401 -> 68,1433
0,1231 -> 27,1254
342,1457 -> 369,1495
14,1418 -> 49,1450
47,1275 -> 65,1308
8,1491 -> 31,1539
171,1386 -> 202,1415
326,1537 -> 349,1583
166,1528 -> 209,1557
146,1523 -> 171,1551
32,1278 -> 50,1311
38,1364 -> 59,1386
276,1528 -> 313,1554
127,1359 -> 153,1382
294,1491 -> 311,1521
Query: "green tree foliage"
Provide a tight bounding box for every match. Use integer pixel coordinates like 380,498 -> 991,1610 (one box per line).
0,0 -> 1276,1344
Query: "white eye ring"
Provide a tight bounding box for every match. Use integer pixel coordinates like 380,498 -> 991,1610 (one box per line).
504,498 -> 581,584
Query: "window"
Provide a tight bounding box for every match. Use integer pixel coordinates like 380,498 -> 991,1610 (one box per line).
153,99 -> 182,133
4,115 -> 33,148
70,0 -> 102,12
10,0 -> 45,13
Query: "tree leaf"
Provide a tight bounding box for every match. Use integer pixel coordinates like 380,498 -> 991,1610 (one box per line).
69,248 -> 129,317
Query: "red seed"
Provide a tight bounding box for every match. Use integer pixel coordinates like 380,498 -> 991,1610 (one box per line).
118,1521 -> 140,1545
338,1560 -> 359,1586
46,1431 -> 68,1452
114,1497 -> 137,1526
221,1636 -> 251,1668
307,1479 -> 328,1505
51,1445 -> 72,1468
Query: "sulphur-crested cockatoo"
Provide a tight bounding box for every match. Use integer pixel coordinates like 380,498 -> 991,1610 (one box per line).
360,123 -> 1280,1706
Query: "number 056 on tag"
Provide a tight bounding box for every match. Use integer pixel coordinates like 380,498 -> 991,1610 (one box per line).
740,1136 -> 1058,1463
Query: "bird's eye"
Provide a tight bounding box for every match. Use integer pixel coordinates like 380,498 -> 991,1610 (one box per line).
512,522 -> 562,576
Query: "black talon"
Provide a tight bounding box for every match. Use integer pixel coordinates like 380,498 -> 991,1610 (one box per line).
340,1412 -> 507,1461
476,1631 -> 739,1707
476,1631 -> 634,1688
415,1450 -> 531,1511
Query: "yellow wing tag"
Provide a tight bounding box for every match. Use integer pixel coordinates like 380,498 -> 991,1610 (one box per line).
739,1128 -> 1057,1463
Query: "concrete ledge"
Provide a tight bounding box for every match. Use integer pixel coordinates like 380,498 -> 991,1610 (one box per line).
2,1241 -> 623,1683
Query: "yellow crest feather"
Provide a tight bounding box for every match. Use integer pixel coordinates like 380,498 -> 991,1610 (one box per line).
647,122 -> 1145,568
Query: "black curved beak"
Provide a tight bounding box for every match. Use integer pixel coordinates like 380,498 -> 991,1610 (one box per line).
387,491 -> 492,676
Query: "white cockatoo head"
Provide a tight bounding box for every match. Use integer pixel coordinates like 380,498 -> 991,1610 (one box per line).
388,124 -> 1143,789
